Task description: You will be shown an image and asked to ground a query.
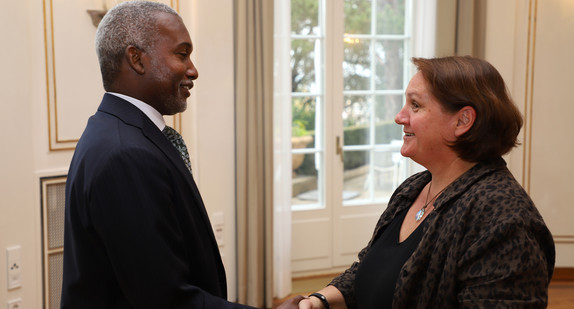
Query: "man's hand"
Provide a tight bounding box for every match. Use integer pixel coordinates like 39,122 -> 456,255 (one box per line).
277,295 -> 305,309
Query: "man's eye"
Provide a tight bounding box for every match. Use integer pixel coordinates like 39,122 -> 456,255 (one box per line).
177,51 -> 190,57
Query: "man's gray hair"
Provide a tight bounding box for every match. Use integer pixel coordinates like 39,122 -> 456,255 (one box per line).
95,1 -> 180,90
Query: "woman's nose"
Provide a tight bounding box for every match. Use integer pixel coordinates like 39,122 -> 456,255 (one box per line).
394,106 -> 406,125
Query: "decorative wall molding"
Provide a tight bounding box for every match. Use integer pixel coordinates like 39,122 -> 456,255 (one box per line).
554,236 -> 574,244
520,0 -> 574,243
522,0 -> 537,194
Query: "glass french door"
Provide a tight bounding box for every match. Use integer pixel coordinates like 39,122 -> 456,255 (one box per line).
289,0 -> 412,274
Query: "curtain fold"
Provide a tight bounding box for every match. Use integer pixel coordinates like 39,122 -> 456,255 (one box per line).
234,0 -> 274,308
455,0 -> 486,57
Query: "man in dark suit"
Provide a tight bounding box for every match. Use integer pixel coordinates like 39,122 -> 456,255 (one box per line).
61,2 -> 255,308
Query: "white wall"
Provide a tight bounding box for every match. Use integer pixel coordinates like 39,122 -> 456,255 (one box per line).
483,0 -> 574,268
184,0 -> 238,300
1,1 -> 50,307
518,0 -> 574,267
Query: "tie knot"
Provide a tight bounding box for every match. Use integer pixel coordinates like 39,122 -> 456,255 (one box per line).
162,125 -> 182,142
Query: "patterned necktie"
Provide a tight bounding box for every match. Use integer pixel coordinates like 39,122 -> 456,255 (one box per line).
162,125 -> 192,172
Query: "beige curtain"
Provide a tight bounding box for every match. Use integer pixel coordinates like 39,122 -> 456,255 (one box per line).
455,0 -> 486,57
234,0 -> 274,308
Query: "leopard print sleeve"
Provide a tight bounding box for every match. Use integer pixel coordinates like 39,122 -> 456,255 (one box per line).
455,182 -> 555,307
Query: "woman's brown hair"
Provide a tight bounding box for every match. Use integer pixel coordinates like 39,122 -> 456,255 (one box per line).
412,56 -> 523,162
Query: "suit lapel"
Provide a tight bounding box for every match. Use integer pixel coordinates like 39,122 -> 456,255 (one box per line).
96,94 -> 221,248
97,94 -> 191,185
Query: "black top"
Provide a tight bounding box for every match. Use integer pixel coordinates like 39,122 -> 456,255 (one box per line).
354,209 -> 425,308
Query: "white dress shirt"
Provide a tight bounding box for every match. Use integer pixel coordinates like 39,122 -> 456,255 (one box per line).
107,92 -> 166,131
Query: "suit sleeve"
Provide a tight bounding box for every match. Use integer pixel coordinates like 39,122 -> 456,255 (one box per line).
88,146 -> 252,308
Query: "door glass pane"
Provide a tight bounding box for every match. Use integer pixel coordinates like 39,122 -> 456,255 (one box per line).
292,39 -> 320,93
376,0 -> 405,35
372,148 -> 401,199
374,94 -> 403,143
292,152 -> 321,209
375,40 -> 405,90
343,95 -> 371,146
344,0 -> 372,34
342,150 -> 369,201
343,39 -> 371,91
291,0 -> 320,36
342,146 -> 402,204
292,96 -> 317,148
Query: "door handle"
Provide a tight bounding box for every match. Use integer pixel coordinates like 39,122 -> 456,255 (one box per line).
336,136 -> 344,164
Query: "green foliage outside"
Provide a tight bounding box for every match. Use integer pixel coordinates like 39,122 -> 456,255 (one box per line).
292,97 -> 315,137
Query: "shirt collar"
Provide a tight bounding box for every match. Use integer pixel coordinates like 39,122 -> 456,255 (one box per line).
107,92 -> 166,130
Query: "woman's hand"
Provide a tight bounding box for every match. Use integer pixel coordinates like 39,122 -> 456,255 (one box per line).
277,295 -> 323,309
278,286 -> 347,309
297,296 -> 322,309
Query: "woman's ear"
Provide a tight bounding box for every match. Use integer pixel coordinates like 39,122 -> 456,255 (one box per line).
126,45 -> 145,75
455,106 -> 476,137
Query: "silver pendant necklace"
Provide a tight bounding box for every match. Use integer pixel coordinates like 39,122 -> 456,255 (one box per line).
415,182 -> 447,222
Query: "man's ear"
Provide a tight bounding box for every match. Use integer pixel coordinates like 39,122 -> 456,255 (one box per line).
126,45 -> 145,75
454,106 -> 476,137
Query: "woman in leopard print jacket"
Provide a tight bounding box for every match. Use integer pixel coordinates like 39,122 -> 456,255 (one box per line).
280,56 -> 555,309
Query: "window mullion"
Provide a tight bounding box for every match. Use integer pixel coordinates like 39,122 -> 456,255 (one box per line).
368,0 -> 378,200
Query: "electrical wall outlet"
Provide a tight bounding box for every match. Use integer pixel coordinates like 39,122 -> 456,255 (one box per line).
6,246 -> 22,290
7,298 -> 22,309
212,212 -> 225,246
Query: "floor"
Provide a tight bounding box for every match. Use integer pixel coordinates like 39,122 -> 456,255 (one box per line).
548,281 -> 574,308
272,276 -> 574,308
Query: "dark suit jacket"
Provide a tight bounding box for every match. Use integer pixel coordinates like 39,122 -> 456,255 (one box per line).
61,94 -> 253,308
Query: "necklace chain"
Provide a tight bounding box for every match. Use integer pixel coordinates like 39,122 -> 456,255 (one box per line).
415,181 -> 448,222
